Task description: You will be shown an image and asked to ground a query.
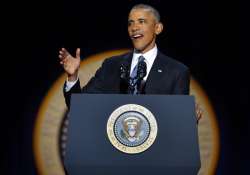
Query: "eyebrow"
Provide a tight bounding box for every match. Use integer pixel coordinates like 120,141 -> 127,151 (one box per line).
138,18 -> 146,21
128,19 -> 134,23
128,18 -> 146,23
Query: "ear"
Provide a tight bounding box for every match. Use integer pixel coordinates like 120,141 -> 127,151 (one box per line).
155,22 -> 163,35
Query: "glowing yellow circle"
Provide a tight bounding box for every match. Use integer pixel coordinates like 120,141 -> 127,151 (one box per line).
33,49 -> 219,175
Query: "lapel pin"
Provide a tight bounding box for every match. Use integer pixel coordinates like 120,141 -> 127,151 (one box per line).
157,69 -> 162,73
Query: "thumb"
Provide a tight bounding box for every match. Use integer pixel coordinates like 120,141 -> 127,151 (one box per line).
76,48 -> 80,59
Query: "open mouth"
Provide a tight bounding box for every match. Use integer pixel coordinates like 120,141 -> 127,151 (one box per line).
131,34 -> 144,40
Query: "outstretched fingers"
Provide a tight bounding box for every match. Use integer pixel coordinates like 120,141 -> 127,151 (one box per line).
59,48 -> 70,65
59,48 -> 70,60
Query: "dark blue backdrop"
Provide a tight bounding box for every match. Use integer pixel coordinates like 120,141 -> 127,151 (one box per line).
3,0 -> 248,174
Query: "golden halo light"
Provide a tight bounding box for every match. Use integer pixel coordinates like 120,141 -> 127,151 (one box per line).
33,49 -> 219,175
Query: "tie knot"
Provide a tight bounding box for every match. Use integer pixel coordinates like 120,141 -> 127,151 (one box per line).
138,55 -> 145,63
130,55 -> 145,79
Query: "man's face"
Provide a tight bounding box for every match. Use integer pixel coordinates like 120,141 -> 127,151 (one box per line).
128,9 -> 162,53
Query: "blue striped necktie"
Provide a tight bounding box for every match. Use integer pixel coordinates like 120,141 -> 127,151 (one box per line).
131,55 -> 145,79
130,55 -> 145,94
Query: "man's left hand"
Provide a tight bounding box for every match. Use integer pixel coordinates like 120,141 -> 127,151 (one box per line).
195,103 -> 203,124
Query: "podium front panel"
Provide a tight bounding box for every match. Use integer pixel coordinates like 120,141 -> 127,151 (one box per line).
64,94 -> 200,175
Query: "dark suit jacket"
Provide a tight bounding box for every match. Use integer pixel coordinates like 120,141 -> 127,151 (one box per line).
64,51 -> 190,107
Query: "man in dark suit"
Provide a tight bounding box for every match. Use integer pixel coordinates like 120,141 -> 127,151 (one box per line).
59,4 -> 190,109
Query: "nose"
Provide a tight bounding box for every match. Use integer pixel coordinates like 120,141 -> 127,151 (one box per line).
130,23 -> 140,32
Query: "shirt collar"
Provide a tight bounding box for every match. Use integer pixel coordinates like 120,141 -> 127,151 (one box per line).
133,45 -> 158,63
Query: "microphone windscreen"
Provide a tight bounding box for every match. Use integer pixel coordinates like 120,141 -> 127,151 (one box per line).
137,61 -> 147,79
120,61 -> 129,79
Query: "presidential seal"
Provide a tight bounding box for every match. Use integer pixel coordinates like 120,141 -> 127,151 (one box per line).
107,104 -> 158,154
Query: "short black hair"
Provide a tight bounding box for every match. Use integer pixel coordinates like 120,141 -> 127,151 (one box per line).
130,4 -> 161,22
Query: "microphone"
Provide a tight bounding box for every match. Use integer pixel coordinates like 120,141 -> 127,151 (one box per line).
137,60 -> 147,79
136,60 -> 147,94
120,61 -> 129,80
120,58 -> 147,94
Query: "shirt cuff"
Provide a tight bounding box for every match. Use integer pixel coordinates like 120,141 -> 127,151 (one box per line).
65,77 -> 79,92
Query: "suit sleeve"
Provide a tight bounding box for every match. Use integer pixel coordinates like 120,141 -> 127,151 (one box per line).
63,79 -> 81,108
172,67 -> 190,95
63,60 -> 109,108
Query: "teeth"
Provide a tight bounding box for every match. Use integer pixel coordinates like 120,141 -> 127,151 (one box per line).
133,34 -> 143,38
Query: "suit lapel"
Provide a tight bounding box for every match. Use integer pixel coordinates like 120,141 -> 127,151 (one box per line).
144,51 -> 169,93
124,51 -> 133,69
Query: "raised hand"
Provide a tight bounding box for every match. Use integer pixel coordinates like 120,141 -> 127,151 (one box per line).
59,48 -> 81,81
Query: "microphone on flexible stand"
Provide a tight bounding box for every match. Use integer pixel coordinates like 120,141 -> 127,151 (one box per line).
136,60 -> 147,94
120,61 -> 129,80
120,57 -> 147,94
127,58 -> 147,94
137,60 -> 147,79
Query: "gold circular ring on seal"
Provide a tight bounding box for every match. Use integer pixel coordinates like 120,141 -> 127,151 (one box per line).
106,104 -> 158,154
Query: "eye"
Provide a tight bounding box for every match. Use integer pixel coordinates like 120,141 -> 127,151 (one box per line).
139,19 -> 145,24
128,20 -> 133,27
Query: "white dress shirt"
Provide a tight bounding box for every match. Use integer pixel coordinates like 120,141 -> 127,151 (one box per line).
65,76 -> 78,92
65,45 -> 158,92
130,45 -> 158,81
